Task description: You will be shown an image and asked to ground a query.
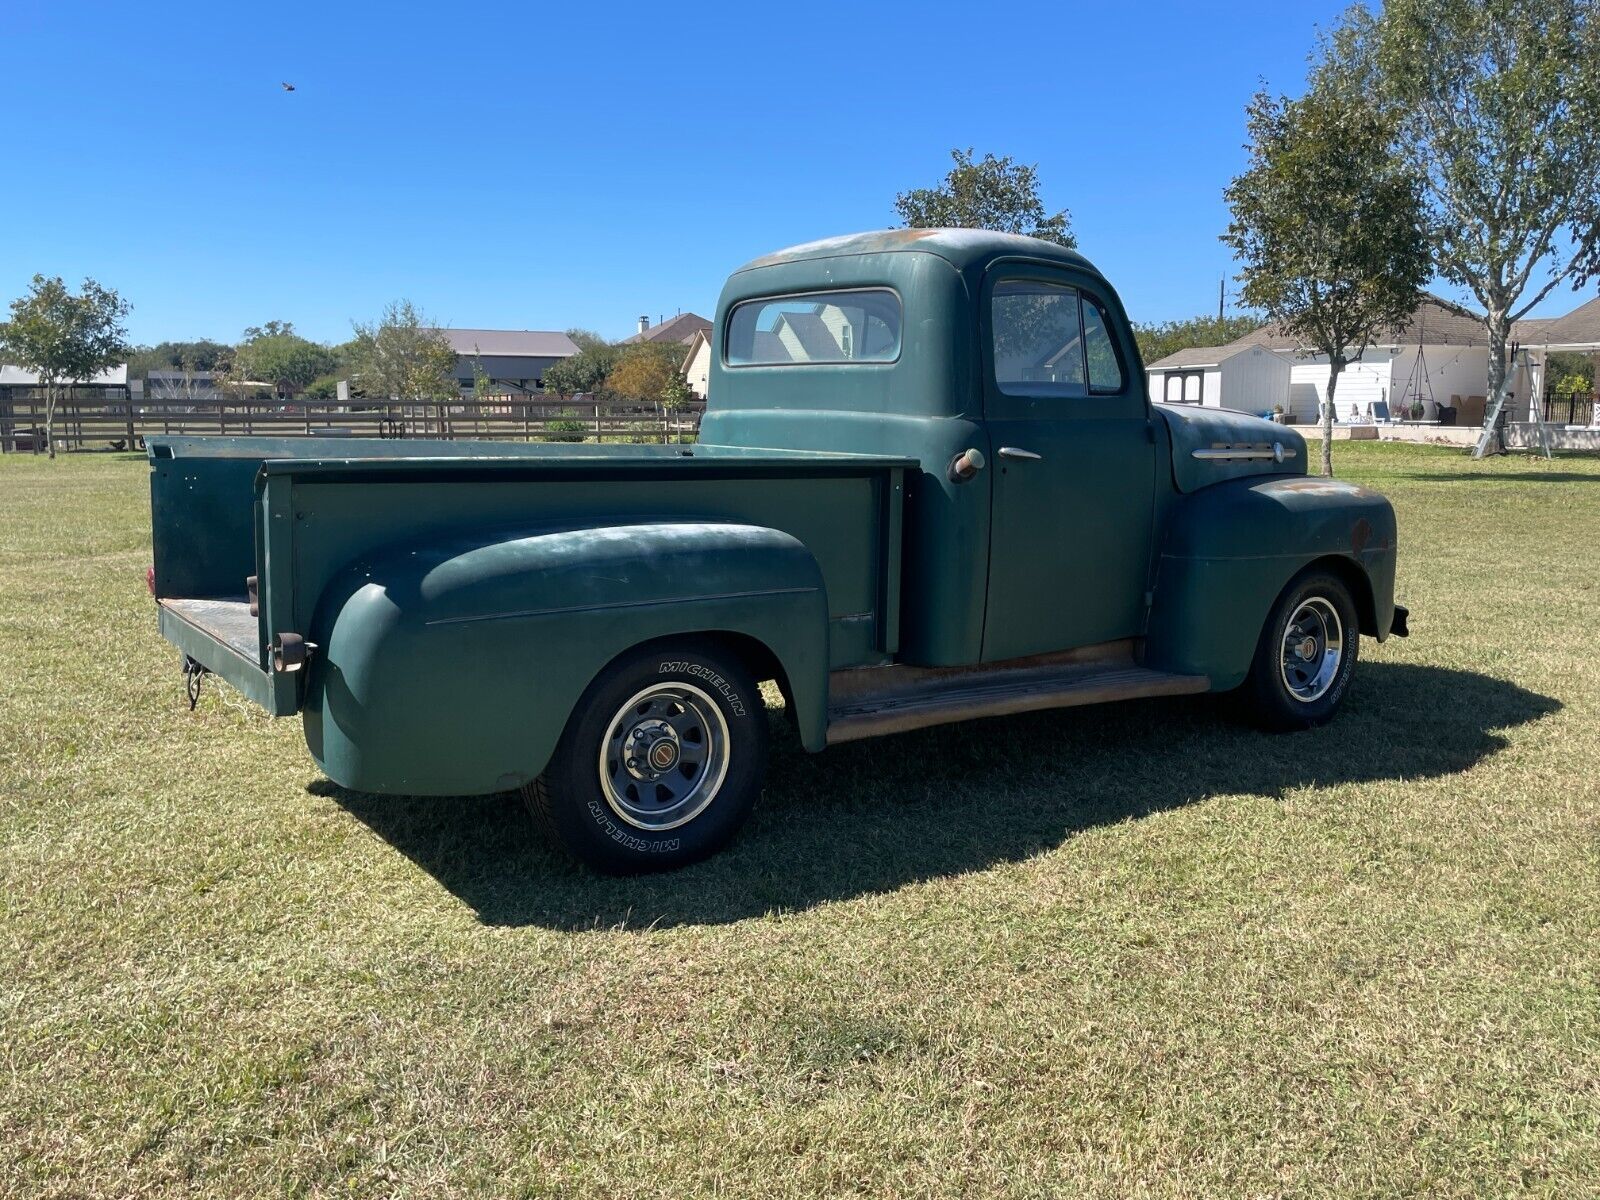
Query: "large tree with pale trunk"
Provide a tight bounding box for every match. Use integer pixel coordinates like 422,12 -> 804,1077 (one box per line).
1222,84 -> 1430,477
0,275 -> 130,458
1328,0 -> 1600,455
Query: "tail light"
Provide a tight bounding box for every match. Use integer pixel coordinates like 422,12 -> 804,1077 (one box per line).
146,565 -> 156,596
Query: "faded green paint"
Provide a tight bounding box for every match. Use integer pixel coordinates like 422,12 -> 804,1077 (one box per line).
148,229 -> 1402,798
305,522 -> 830,794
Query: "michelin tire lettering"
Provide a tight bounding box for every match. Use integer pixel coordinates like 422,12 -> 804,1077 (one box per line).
658,660 -> 746,716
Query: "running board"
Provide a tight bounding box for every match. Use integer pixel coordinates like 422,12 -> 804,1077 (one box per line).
825,642 -> 1210,745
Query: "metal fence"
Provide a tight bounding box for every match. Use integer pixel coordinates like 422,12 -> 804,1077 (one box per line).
0,391 -> 705,453
1543,390 -> 1597,428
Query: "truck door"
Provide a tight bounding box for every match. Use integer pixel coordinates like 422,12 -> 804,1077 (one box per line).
979,266 -> 1156,661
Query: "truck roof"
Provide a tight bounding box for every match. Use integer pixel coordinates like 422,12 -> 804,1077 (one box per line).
734,228 -> 1099,278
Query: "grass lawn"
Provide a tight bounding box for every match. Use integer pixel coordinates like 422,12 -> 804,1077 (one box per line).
2,442 -> 1597,1197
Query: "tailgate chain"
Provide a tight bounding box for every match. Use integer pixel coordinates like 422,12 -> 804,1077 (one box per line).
182,656 -> 210,710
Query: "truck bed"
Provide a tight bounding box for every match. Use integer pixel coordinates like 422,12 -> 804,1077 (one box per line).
149,436 -> 914,716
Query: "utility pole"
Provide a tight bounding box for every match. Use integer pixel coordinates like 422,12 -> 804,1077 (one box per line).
1218,277 -> 1225,322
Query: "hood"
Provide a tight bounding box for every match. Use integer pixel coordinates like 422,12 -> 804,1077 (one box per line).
1154,403 -> 1307,494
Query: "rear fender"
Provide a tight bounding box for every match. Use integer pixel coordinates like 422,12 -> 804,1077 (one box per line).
303,522 -> 828,795
1146,476 -> 1398,690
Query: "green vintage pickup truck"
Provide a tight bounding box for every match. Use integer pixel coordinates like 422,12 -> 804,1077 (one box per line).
149,229 -> 1408,872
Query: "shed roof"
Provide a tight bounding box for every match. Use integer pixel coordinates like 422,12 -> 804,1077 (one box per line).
442,329 -> 578,358
1145,345 -> 1234,371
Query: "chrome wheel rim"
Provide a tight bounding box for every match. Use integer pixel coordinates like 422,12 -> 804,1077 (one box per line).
1279,596 -> 1343,703
597,682 -> 730,831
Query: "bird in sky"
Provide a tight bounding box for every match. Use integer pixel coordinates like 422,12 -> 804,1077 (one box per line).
281,82 -> 296,92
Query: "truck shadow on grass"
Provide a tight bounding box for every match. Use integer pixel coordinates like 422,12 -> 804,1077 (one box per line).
319,661 -> 1557,930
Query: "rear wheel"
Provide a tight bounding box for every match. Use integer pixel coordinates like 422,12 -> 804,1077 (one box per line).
526,640 -> 768,873
1239,570 -> 1360,731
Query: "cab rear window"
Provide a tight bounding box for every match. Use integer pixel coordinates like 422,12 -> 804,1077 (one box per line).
725,289 -> 901,366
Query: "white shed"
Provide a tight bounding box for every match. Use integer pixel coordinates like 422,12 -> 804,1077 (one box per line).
1145,344 -> 1291,414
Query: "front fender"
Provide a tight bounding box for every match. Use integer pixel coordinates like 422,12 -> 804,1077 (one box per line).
303,522 -> 829,795
1146,476 -> 1398,689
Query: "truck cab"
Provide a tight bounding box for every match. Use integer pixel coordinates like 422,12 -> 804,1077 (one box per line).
149,229 -> 1407,872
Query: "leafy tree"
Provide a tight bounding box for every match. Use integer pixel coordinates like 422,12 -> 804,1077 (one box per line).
128,339 -> 231,377
661,371 -> 693,411
603,342 -> 683,404
468,352 -> 493,403
1222,84 -> 1430,476
565,328 -> 612,353
1545,349 -> 1595,393
543,330 -> 620,399
233,321 -> 336,397
1329,0 -> 1600,453
1131,315 -> 1265,367
302,373 -> 341,400
896,149 -> 1075,247
0,274 -> 130,458
347,300 -> 457,402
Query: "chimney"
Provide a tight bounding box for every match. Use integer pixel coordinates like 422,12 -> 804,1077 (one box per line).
638,315 -> 650,335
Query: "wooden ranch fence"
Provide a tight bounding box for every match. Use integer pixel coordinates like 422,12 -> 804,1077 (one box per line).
0,392 -> 705,454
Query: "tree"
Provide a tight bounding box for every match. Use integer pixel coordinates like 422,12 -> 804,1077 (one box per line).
543,329 -> 620,400
347,301 -> 457,403
895,149 -> 1075,247
0,275 -> 130,458
1331,0 -> 1600,455
232,321 -> 336,397
1222,84 -> 1430,476
128,339 -> 231,377
661,371 -> 693,411
603,341 -> 683,404
1546,349 -> 1595,394
1131,315 -> 1266,368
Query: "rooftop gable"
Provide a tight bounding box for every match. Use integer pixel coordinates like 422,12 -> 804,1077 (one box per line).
623,312 -> 712,345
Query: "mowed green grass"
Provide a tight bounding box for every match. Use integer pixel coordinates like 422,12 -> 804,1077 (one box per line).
1,443 -> 1597,1198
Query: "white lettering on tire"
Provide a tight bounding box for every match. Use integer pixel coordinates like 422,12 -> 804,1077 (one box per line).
587,799 -> 681,853
657,660 -> 745,717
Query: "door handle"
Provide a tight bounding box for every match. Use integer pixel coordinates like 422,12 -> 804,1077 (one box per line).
997,446 -> 1043,461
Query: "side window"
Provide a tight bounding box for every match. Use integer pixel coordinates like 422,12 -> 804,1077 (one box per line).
990,279 -> 1086,397
1080,295 -> 1125,394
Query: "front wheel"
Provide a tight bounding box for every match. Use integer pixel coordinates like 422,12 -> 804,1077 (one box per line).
525,640 -> 768,873
1239,570 -> 1360,732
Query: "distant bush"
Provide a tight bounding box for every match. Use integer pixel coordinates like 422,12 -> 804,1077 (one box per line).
545,410 -> 588,442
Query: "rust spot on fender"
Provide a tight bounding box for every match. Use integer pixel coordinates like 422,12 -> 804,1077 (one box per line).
1351,518 -> 1373,553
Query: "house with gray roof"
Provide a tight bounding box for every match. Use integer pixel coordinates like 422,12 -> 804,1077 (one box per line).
1186,293 -> 1557,426
624,313 -> 712,346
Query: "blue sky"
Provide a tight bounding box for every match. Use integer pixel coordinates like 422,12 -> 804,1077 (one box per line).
2,1 -> 1586,346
